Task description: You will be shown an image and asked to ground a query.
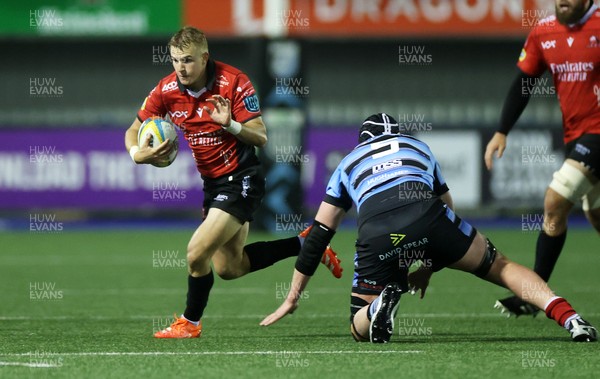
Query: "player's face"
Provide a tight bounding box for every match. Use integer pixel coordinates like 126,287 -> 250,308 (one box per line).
170,45 -> 209,90
555,0 -> 590,24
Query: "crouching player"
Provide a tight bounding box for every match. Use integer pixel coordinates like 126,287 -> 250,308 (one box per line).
260,113 -> 597,343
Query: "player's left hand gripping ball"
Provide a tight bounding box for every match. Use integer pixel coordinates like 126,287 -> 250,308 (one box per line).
138,117 -> 179,167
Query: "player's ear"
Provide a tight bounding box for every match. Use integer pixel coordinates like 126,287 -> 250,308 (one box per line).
202,52 -> 209,65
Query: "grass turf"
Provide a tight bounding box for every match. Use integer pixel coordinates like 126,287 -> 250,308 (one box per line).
0,227 -> 598,378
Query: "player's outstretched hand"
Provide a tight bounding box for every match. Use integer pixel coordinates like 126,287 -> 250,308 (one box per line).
484,132 -> 507,170
408,266 -> 433,299
137,132 -> 173,165
260,299 -> 298,326
204,94 -> 232,127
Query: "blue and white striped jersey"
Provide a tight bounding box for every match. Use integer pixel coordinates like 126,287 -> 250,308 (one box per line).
324,134 -> 448,214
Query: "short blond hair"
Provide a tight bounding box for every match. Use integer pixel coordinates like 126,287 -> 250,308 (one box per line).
169,26 -> 208,54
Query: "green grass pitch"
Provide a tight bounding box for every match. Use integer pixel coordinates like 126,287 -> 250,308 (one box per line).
1,227 -> 598,378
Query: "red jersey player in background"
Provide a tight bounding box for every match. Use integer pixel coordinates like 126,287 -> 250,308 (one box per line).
124,27 -> 342,338
485,0 -> 600,316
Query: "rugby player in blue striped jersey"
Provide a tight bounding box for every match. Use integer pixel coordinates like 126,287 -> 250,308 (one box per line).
260,113 -> 597,343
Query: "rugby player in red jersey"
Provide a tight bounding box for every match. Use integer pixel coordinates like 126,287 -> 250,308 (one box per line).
124,27 -> 342,338
485,0 -> 600,316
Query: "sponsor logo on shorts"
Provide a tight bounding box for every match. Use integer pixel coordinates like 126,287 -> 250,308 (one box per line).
575,143 -> 591,156
214,194 -> 229,202
241,175 -> 251,198
379,237 -> 429,261
390,233 -> 406,246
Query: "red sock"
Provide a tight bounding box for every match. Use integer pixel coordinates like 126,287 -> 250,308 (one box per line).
545,297 -> 576,327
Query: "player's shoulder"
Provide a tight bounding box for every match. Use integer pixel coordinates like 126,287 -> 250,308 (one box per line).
152,72 -> 179,95
587,8 -> 600,25
214,60 -> 246,79
159,72 -> 179,91
537,14 -> 557,28
527,15 -> 559,38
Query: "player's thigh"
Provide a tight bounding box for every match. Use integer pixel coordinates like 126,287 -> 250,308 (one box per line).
583,181 -> 600,212
424,202 -> 478,272
188,208 -> 243,257
212,222 -> 249,267
447,231 -> 488,273
550,131 -> 600,208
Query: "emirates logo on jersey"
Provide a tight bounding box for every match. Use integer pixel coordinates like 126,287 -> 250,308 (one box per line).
549,61 -> 593,82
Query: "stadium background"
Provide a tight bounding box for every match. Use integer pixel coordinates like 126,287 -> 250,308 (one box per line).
0,0 -> 569,232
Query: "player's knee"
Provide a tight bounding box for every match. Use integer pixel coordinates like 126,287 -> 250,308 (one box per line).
186,246 -> 211,270
187,238 -> 217,262
548,162 -> 593,215
543,191 -> 571,234
472,238 -> 498,279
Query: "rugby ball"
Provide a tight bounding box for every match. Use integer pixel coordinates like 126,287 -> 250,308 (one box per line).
137,117 -> 179,167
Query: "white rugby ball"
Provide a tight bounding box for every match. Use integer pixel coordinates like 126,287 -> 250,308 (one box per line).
138,117 -> 179,167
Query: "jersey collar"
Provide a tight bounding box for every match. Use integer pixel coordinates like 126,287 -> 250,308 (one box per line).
176,59 -> 217,98
569,3 -> 598,27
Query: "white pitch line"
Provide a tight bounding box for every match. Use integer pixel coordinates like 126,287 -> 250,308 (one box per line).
1,312 -> 589,321
0,361 -> 60,368
0,350 -> 422,357
2,312 -> 599,321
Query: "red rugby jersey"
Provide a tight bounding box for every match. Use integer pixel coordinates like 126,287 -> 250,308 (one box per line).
137,59 -> 261,178
518,4 -> 600,143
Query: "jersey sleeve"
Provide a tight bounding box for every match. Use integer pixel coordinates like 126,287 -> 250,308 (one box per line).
137,85 -> 167,122
517,29 -> 546,77
231,73 -> 261,123
432,159 -> 449,196
323,163 -> 353,211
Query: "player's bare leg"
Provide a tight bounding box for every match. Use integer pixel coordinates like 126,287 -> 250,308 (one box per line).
212,222 -> 251,280
498,160 -> 595,316
350,285 -> 403,344
452,232 -> 597,342
350,293 -> 376,342
584,206 -> 600,233
154,208 -> 243,338
583,181 -> 600,232
188,208 -> 245,276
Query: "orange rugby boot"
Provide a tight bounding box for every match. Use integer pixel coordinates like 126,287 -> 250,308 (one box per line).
154,314 -> 202,338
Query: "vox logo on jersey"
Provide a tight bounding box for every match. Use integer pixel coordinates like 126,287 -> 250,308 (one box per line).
168,110 -> 188,119
541,40 -> 556,49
